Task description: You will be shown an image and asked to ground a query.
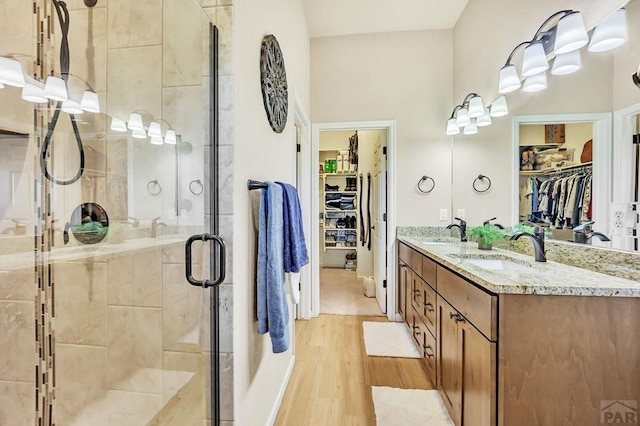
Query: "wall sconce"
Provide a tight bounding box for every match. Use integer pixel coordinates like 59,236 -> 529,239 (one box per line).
445,94 -> 508,136
111,111 -> 179,145
498,8 -> 627,95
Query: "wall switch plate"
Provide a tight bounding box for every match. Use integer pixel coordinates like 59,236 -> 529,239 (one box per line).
439,209 -> 448,221
456,208 -> 466,220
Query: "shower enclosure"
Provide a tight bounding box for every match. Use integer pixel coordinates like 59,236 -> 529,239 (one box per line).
0,0 -> 223,424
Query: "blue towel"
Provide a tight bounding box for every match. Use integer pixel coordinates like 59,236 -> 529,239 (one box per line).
276,182 -> 310,273
256,182 -> 289,353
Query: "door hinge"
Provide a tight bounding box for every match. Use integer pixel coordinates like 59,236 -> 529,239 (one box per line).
383,213 -> 387,221
382,146 -> 387,155
633,134 -> 640,145
383,279 -> 387,288
296,143 -> 301,152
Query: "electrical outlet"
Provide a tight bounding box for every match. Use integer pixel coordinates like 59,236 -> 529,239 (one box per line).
456,208 -> 466,220
439,209 -> 448,221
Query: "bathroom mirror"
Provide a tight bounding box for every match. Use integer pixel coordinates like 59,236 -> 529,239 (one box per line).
69,202 -> 109,244
452,0 -> 640,252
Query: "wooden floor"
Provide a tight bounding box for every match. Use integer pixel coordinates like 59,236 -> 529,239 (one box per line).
274,315 -> 433,426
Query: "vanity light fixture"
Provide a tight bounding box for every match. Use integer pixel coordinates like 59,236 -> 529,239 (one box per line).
0,57 -> 26,87
521,42 -> 549,77
468,95 -> 485,118
21,77 -> 48,103
498,64 -> 521,94
456,106 -> 471,127
80,91 -> 100,113
489,96 -> 509,117
522,72 -> 547,93
553,11 -> 588,54
110,117 -> 127,132
61,99 -> 84,114
476,108 -> 492,127
148,122 -> 162,138
463,119 -> 478,135
131,128 -> 147,139
446,117 -> 460,136
150,136 -> 163,145
550,49 -> 582,75
588,8 -> 627,53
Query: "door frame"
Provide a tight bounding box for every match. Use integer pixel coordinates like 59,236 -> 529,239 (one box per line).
307,120 -> 397,321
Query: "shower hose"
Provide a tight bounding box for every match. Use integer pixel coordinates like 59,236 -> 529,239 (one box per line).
41,0 -> 85,185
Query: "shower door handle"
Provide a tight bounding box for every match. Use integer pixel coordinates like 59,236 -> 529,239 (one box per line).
185,233 -> 226,288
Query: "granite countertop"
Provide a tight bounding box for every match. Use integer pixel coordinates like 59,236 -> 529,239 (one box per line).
398,236 -> 640,297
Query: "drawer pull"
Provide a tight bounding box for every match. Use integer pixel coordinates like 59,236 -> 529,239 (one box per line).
424,302 -> 435,312
413,289 -> 422,298
423,344 -> 435,358
449,312 -> 465,323
412,325 -> 422,336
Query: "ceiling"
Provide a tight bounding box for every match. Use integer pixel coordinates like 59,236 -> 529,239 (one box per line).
301,0 -> 469,38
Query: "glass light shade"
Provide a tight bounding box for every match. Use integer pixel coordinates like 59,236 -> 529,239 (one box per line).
522,72 -> 547,93
498,65 -> 521,94
131,128 -> 147,139
127,113 -> 144,131
164,130 -> 177,145
61,100 -> 84,114
489,96 -> 509,117
468,96 -> 485,118
0,57 -> 26,87
0,82 -> 4,89
463,119 -> 478,135
80,91 -> 100,113
476,108 -> 492,127
588,9 -> 627,52
521,42 -> 549,77
44,76 -> 68,101
446,118 -> 460,136
148,122 -> 162,138
554,11 -> 588,54
21,77 -> 48,103
551,50 -> 582,75
455,108 -> 471,127
150,136 -> 163,145
110,117 -> 127,132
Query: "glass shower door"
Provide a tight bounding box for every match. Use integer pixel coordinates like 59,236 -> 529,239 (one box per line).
0,1 -> 221,424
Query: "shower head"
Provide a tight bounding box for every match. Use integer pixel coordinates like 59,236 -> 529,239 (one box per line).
84,0 -> 97,7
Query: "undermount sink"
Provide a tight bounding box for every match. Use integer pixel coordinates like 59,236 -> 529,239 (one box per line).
464,258 -> 531,271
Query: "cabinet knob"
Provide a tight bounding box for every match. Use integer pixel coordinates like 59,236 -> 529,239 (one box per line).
424,302 -> 434,312
423,344 -> 435,358
449,312 -> 465,323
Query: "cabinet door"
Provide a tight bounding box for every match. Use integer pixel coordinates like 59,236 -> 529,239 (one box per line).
411,274 -> 423,316
461,321 -> 496,426
398,262 -> 407,320
405,270 -> 413,327
437,296 -> 462,426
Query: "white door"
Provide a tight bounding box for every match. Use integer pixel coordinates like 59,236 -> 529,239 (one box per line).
373,143 -> 387,313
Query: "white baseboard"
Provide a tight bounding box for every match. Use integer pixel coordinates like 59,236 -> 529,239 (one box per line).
266,354 -> 296,426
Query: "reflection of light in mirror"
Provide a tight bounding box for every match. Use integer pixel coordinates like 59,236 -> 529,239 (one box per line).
110,117 -> 127,132
588,8 -> 628,52
127,112 -> 144,131
132,128 -> 147,139
0,57 -> 25,87
553,11 -> 588,55
61,99 -> 84,114
150,136 -> 163,145
148,122 -> 162,138
21,77 -> 48,103
80,91 -> 100,113
164,130 -> 177,144
44,76 -> 68,101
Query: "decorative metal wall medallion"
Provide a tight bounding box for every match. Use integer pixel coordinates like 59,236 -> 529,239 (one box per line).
260,34 -> 288,133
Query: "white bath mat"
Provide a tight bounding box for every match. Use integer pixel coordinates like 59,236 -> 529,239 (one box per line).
362,321 -> 421,358
372,386 -> 454,426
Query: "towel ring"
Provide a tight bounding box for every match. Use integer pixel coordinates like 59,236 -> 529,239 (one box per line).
189,179 -> 204,196
417,175 -> 435,194
473,174 -> 492,193
147,179 -> 161,196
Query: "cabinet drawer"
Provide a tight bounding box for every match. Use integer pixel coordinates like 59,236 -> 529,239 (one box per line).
437,266 -> 497,341
398,242 -> 411,263
422,256 -> 437,289
422,281 -> 437,335
410,249 -> 423,277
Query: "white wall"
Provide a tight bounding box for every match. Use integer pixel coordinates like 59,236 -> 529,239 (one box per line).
310,30 -> 454,226
233,0 -> 310,424
451,0 -> 626,227
613,0 -> 640,110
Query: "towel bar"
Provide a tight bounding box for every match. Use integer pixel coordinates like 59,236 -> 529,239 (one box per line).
247,179 -> 268,190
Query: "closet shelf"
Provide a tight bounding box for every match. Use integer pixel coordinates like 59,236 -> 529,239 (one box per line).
321,173 -> 358,177
325,191 -> 357,194
325,209 -> 357,213
520,161 -> 592,176
324,246 -> 357,250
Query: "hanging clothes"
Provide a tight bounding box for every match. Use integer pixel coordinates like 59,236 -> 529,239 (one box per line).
533,169 -> 593,228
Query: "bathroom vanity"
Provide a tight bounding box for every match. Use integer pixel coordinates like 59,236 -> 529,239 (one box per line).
397,237 -> 640,426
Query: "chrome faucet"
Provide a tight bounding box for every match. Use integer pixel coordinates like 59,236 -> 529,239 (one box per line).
446,217 -> 467,242
572,221 -> 611,244
510,223 -> 546,262
151,217 -> 167,238
482,217 -> 505,229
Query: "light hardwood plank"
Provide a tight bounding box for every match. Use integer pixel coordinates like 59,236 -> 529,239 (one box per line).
275,315 -> 432,426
